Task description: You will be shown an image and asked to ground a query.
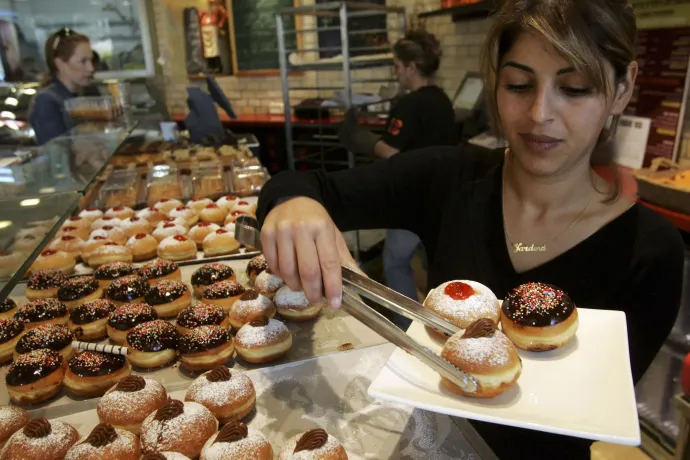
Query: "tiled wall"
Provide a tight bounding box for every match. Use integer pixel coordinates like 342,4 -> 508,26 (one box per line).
151,0 -> 490,116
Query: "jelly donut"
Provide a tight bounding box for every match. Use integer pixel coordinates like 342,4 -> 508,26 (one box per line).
274,286 -> 323,322
14,324 -> 74,362
424,280 -> 499,333
126,233 -> 159,261
202,280 -> 246,313
0,318 -> 24,364
64,423 -> 140,460
202,229 -> 241,257
145,280 -> 193,318
88,243 -> 133,268
188,197 -> 214,214
62,215 -> 91,230
94,262 -> 138,289
0,297 -> 18,320
57,275 -> 103,311
90,225 -> 127,246
441,318 -> 522,398
29,249 -> 75,275
176,303 -> 229,335
229,289 -> 276,329
119,216 -> 152,238
186,366 -> 255,423
201,421 -> 273,460
105,206 -> 136,220
179,326 -> 234,371
246,254 -> 267,283
91,216 -> 122,230
189,222 -> 221,247
153,198 -> 184,215
254,270 -> 285,299
81,236 -> 112,264
79,207 -> 104,223
191,263 -> 236,297
58,225 -> 90,241
231,200 -> 256,215
277,428 -> 348,460
97,376 -> 168,434
500,282 -> 579,351
69,299 -> 116,340
25,270 -> 68,301
234,316 -> 292,364
139,259 -> 182,286
0,405 -> 30,450
125,320 -> 178,369
48,235 -> 84,260
224,210 -> 252,225
105,275 -> 150,306
64,351 -> 131,397
152,223 -> 187,242
140,399 -> 218,458
169,206 -> 199,227
14,298 -> 69,329
216,194 -> 238,211
137,207 -> 167,227
198,204 -> 227,226
107,303 -> 157,344
156,217 -> 189,230
5,349 -> 66,404
1,419 -> 79,460
158,235 -> 197,262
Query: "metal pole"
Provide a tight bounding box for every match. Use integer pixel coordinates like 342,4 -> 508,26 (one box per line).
276,12 -> 294,171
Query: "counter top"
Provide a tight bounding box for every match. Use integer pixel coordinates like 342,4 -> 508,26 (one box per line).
170,112 -> 388,128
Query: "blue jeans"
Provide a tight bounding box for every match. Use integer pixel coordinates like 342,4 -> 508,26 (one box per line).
383,229 -> 420,330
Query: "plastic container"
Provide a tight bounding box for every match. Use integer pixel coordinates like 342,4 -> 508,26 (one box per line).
231,164 -> 268,196
98,169 -> 140,208
146,164 -> 183,206
192,161 -> 227,199
65,97 -> 124,121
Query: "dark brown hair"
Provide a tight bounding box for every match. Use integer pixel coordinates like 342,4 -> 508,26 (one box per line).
41,28 -> 89,87
481,0 -> 637,200
393,30 -> 442,77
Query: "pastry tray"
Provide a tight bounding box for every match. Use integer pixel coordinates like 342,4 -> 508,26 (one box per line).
0,259 -> 388,413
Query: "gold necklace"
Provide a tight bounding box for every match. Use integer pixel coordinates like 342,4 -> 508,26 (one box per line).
502,181 -> 596,254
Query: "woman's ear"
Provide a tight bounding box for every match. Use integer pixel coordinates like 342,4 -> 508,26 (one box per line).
611,61 -> 638,115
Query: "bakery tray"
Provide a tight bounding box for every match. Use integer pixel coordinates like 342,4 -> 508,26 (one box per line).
0,259 -> 388,414
45,343 -> 490,459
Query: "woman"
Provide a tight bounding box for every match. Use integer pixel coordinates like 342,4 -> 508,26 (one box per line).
29,28 -> 94,144
259,0 -> 685,458
339,30 -> 457,316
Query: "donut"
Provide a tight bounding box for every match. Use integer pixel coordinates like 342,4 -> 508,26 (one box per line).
105,275 -> 150,306
120,216 -> 152,238
140,399 -> 218,458
0,405 -> 29,450
142,453 -> 191,460
64,351 -> 131,397
48,235 -> 84,260
91,217 -> 122,231
136,208 -> 167,227
62,215 -> 91,230
186,366 -> 255,423
153,198 -> 184,215
107,303 -> 158,344
5,349 -> 65,404
105,206 -> 136,220
79,207 -> 104,223
0,297 -> 18,320
176,304 -> 229,335
234,316 -> 292,364
64,423 -> 140,460
156,217 -> 188,230
224,210 -> 252,225
97,376 -> 168,434
246,254 -> 267,283
231,200 -> 256,215
69,299 -> 116,340
201,421 -> 273,460
14,324 -> 74,362
58,226 -> 90,243
0,419 -> 79,460
188,197 -> 214,213
80,236 -> 112,264
158,235 -> 197,261
278,429 -> 348,460
88,243 -> 133,268
202,229 -> 241,257
152,223 -> 187,242
199,203 -> 227,225
254,269 -> 285,299
274,286 -> 323,322
14,298 -> 69,329
90,226 -> 127,245
145,280 -> 192,318
11,234 -> 42,253
500,282 -> 579,351
216,194 -> 238,211
25,270 -> 68,301
202,280 -> 246,313
126,233 -> 159,261
0,318 -> 23,364
229,289 -> 276,329
29,249 -> 75,275
224,222 -> 236,233
94,262 -> 137,289
423,280 -> 499,333
0,250 -> 25,278
191,263 -> 236,296
440,318 -> 522,398
179,325 -> 234,371
139,259 -> 182,286
57,275 -> 104,311
125,320 -> 178,368
169,206 -> 199,227
189,222 -> 220,247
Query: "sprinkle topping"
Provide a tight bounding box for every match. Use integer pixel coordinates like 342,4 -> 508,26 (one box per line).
178,325 -> 229,354
27,270 -> 68,290
139,259 -> 179,279
203,280 -> 245,299
15,298 -> 67,323
126,319 -> 178,352
68,351 -> 127,377
176,303 -> 226,328
0,297 -> 17,313
6,349 -> 63,386
0,317 -> 23,344
15,324 -> 73,354
502,282 -> 575,327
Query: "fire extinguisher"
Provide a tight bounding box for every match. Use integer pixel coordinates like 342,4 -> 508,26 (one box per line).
682,352 -> 690,395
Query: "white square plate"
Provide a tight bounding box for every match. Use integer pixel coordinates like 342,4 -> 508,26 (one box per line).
368,308 -> 640,445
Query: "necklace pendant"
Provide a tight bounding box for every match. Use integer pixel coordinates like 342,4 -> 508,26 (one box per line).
513,242 -> 547,253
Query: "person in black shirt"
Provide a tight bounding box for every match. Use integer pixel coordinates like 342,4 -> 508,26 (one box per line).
338,31 -> 457,318
257,1 -> 685,458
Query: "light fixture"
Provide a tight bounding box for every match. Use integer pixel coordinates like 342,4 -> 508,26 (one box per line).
20,198 -> 40,206
4,97 -> 17,106
0,220 -> 12,229
23,88 -> 36,95
1,111 -> 16,120
39,187 -> 56,193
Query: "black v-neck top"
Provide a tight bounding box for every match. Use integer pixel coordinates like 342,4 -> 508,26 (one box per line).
257,144 -> 685,460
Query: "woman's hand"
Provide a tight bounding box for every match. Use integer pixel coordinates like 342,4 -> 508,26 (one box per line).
261,197 -> 360,309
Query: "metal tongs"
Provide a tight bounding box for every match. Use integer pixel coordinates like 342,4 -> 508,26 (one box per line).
235,217 -> 478,394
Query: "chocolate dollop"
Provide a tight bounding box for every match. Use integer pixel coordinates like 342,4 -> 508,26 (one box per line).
154,399 -> 184,422
239,289 -> 259,301
207,365 -> 231,382
294,428 -> 328,453
23,419 -> 51,438
85,423 -> 118,448
116,375 -> 145,392
215,421 -> 248,444
249,316 -> 270,327
462,318 -> 497,339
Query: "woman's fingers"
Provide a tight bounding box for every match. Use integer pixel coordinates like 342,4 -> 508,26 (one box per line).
260,223 -> 279,275
316,227 -> 342,308
295,227 -> 323,306
276,220 -> 300,291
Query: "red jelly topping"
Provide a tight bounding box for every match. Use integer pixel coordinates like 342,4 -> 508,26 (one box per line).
113,207 -> 123,211
93,236 -> 107,241
444,282 -> 475,301
160,199 -> 169,203
69,216 -> 81,222
198,222 -> 212,227
237,201 -> 248,205
102,226 -> 114,231
216,229 -> 228,234
225,195 -> 237,200
41,249 -> 57,256
103,217 -> 114,221
130,217 -> 140,222
173,235 -> 188,242
163,223 -> 176,228
61,236 -> 75,241
175,206 -> 188,211
135,233 -> 148,240
86,207 -> 98,211
205,204 -> 219,209
62,226 -> 78,232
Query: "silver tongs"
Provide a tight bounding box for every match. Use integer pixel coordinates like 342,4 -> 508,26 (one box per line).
235,217 -> 478,394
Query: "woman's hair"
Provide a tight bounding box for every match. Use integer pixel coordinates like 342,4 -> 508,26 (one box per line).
480,0 -> 637,200
393,30 -> 442,77
40,28 -> 89,87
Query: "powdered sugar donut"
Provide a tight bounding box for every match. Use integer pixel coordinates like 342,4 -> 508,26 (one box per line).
187,197 -> 214,213
216,195 -> 239,211
152,223 -> 187,242
90,226 -> 126,245
156,216 -> 189,229
105,206 -> 135,220
64,423 -> 140,460
91,216 -> 122,231
179,326 -> 234,371
254,270 -> 285,299
119,217 -> 152,238
234,316 -> 292,364
229,289 -> 276,329
200,421 -> 273,460
1,419 -> 79,460
169,206 -> 199,227
0,405 -> 29,450
185,366 -> 255,423
153,199 -> 184,216
88,243 -> 133,268
97,376 -> 168,434
158,235 -> 197,262
231,200 -> 256,215
274,286 -> 323,322
277,428 -> 348,460
78,207 -> 104,223
136,207 -> 167,227
424,280 -> 499,332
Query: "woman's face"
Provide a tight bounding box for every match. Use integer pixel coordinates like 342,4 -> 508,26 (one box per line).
56,42 -> 95,88
496,32 -> 635,178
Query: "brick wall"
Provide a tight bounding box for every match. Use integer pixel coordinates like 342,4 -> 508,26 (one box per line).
152,0 -> 490,116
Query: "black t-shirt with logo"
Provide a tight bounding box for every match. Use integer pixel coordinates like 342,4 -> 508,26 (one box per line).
382,85 -> 458,152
